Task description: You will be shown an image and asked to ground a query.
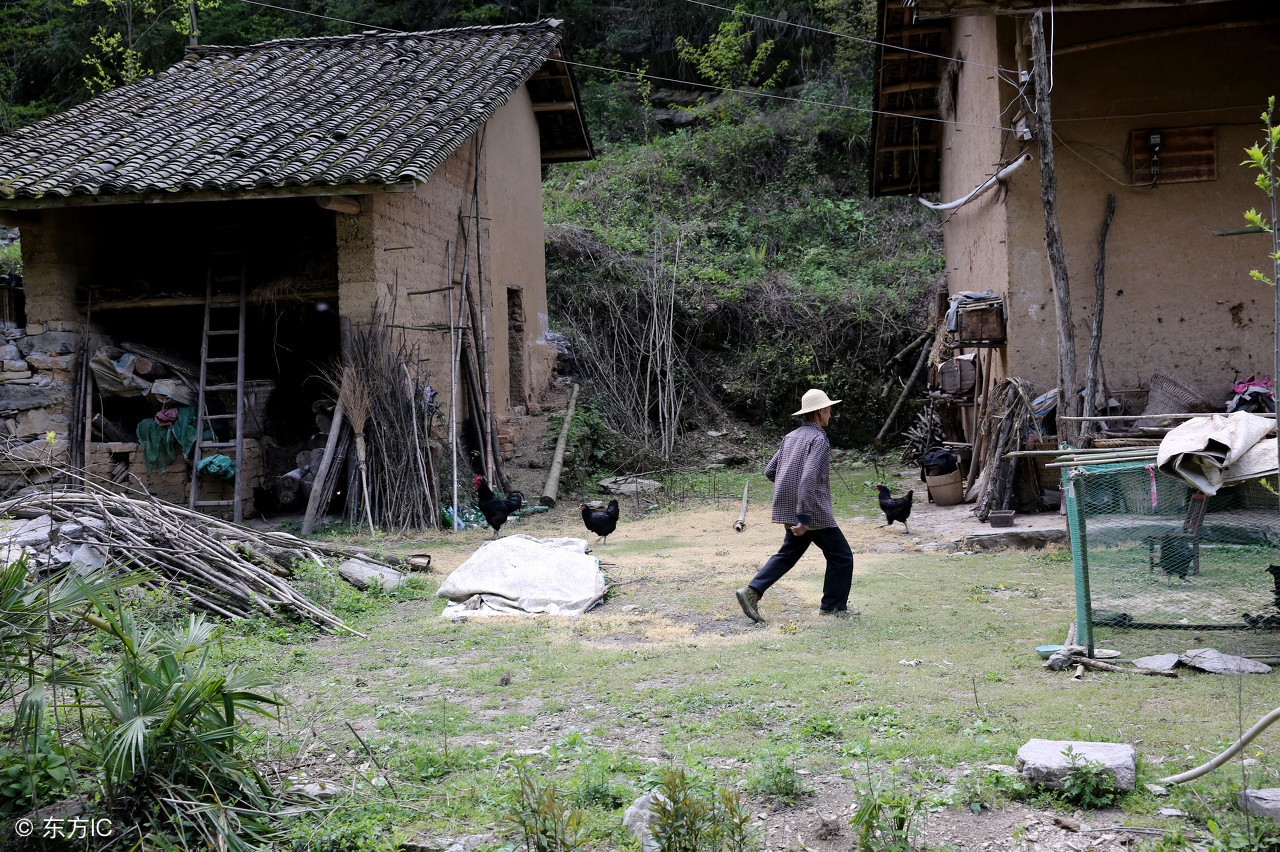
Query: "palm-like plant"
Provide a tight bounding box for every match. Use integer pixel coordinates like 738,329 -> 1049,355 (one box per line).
77,609 -> 282,851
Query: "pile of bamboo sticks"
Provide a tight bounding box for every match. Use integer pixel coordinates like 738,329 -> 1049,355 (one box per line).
0,482 -> 377,633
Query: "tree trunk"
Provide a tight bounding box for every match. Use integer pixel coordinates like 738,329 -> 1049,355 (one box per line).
1030,11 -> 1079,445
1083,194 -> 1116,432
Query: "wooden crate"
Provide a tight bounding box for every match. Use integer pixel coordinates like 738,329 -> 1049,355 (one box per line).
938,356 -> 977,395
956,302 -> 1005,346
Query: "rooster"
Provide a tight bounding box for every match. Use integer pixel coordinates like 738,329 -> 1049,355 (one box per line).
474,475 -> 522,539
580,500 -> 620,545
875,484 -> 913,533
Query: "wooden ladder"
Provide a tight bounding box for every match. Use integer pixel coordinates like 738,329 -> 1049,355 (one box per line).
189,246 -> 247,523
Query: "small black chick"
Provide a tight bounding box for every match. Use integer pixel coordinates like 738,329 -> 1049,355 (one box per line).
876,484 -> 913,533
580,500 -> 620,544
475,475 -> 522,539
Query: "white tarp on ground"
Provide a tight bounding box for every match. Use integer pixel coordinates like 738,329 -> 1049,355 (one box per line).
1157,412 -> 1278,495
437,535 -> 606,619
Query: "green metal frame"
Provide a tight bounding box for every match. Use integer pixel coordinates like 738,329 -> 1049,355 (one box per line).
1064,459 -> 1155,658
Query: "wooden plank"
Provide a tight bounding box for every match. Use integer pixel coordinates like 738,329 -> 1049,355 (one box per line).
531,101 -> 577,112
911,0 -> 1231,17
315,195 -> 362,214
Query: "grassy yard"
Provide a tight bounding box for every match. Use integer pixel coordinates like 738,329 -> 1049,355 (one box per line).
216,463 -> 1278,850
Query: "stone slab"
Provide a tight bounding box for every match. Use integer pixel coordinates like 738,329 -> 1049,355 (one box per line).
623,792 -> 666,852
962,529 -> 1068,550
1239,788 -> 1280,820
1015,739 -> 1137,791
1180,648 -> 1272,674
1132,653 -> 1180,671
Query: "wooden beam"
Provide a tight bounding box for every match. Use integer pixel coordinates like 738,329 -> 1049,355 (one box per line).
83,288 -> 338,312
541,148 -> 593,161
0,211 -> 38,227
913,0 -> 1236,16
1055,18 -> 1279,56
315,195 -> 362,215
0,181 -> 417,212
531,101 -> 577,113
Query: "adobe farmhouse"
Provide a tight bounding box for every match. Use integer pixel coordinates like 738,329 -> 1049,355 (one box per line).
0,21 -> 591,522
872,0 -> 1280,432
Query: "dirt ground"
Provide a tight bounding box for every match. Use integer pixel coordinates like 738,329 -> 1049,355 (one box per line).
280,385 -> 1163,852
395,504 -> 1146,852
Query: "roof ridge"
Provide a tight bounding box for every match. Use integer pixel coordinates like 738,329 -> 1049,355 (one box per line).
189,18 -> 562,56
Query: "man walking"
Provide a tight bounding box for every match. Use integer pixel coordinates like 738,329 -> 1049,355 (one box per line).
736,388 -> 856,622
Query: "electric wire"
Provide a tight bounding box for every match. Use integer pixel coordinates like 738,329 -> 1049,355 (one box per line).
681,0 -> 1013,75
231,0 -> 1020,135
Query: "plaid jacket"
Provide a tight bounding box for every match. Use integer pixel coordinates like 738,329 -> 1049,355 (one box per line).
765,422 -> 835,528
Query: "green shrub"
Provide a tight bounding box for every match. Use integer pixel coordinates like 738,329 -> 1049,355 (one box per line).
1058,745 -> 1123,809
0,242 -> 20,276
747,756 -> 807,803
850,774 -> 927,852
510,769 -> 587,852
650,767 -> 753,852
0,734 -> 70,816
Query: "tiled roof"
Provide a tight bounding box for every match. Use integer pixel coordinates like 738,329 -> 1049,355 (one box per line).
0,21 -> 564,202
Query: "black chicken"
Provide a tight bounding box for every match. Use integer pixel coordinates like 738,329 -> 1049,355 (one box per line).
474,475 -> 522,539
580,500 -> 620,545
875,484 -> 913,533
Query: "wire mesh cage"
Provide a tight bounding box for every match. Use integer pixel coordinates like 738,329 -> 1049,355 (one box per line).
1064,461 -> 1280,657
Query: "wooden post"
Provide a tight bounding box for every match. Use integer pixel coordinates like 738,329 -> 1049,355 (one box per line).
1030,10 -> 1079,446
1083,195 -> 1116,432
540,383 -> 579,508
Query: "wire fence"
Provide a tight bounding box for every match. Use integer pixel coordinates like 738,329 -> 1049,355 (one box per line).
1064,461 -> 1280,658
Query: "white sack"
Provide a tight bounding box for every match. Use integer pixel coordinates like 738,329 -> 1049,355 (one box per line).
437,535 -> 605,619
1156,412 -> 1277,494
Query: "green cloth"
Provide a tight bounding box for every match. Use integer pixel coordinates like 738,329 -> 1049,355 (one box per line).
135,418 -> 178,474
197,454 -> 236,481
134,406 -> 200,474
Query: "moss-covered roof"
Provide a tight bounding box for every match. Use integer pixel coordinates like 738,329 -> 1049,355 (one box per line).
0,21 -> 564,203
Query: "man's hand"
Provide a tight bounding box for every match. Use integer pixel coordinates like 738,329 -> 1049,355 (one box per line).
790,523 -> 810,536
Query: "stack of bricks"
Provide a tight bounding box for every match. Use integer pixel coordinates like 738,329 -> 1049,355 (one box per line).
497,431 -> 515,461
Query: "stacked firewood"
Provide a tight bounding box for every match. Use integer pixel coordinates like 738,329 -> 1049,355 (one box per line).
0,481 -> 402,633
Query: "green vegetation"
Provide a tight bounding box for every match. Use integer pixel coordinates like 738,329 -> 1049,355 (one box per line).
0,241 -> 20,276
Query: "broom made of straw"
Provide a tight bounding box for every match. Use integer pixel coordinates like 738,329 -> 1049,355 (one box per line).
325,363 -> 375,532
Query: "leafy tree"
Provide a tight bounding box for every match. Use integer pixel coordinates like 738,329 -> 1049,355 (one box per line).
74,0 -> 220,92
675,5 -> 787,91
1243,96 -> 1280,290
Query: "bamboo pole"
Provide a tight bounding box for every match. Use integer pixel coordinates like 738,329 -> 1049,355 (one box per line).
470,128 -> 500,488
448,248 -> 459,532
540,383 -> 579,508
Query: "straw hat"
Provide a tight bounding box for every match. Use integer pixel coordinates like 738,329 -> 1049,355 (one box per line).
792,388 -> 842,416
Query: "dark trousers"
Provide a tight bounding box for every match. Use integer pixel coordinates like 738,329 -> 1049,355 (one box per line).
748,525 -> 854,612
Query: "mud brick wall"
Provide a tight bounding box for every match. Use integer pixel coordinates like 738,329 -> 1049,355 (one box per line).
87,439 -> 262,516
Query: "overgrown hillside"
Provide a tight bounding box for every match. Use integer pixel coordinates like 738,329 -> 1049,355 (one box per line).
544,83 -> 943,451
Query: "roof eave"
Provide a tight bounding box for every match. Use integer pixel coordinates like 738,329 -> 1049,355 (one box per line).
0,181 -> 418,212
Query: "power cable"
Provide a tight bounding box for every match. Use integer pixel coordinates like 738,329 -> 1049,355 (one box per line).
681,0 -> 1012,75
232,0 -> 1019,135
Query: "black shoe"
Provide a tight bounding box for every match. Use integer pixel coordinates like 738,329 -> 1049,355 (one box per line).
819,608 -> 860,619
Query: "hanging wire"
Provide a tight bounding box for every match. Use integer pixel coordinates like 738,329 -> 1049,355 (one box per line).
681,0 -> 1014,75
231,0 -> 1020,136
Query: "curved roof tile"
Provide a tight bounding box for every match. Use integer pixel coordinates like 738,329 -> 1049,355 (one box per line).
0,21 -> 563,201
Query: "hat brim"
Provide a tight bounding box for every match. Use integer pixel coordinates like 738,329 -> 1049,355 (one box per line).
792,398 -> 841,417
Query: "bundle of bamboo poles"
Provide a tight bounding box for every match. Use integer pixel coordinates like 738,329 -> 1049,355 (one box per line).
348,315 -> 441,533
0,482 -> 375,633
973,377 -> 1043,521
